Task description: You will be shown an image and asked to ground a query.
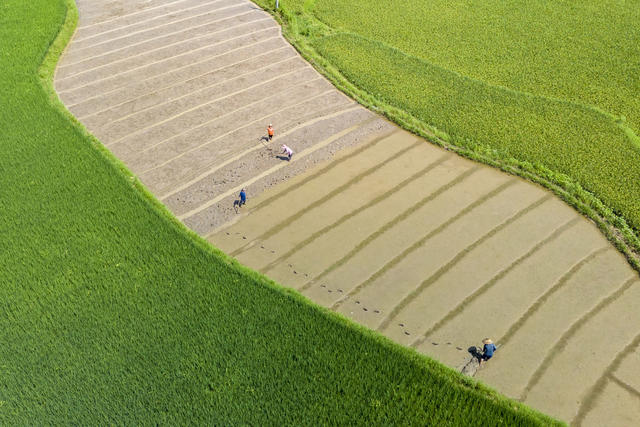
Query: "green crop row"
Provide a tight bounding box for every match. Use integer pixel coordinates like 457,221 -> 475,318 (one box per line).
0,0 -> 558,424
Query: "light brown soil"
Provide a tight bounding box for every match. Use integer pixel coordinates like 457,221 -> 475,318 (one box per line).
56,0 -> 640,424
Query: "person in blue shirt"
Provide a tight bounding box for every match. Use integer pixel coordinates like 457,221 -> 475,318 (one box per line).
239,189 -> 247,207
480,338 -> 496,364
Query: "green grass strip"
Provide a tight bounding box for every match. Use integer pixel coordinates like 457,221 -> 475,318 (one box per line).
0,0 -> 559,424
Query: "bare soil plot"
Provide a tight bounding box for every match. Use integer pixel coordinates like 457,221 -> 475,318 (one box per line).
56,0 -> 640,424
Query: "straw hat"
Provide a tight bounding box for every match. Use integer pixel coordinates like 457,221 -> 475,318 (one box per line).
482,338 -> 493,344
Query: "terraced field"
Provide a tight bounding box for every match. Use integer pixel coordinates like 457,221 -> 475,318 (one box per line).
56,0 -> 640,424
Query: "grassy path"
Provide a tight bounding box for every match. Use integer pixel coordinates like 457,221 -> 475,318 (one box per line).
0,0 -> 558,424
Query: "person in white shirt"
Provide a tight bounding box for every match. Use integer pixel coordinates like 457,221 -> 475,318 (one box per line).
281,144 -> 293,161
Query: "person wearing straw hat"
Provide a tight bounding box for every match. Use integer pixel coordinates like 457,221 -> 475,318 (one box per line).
480,338 -> 496,364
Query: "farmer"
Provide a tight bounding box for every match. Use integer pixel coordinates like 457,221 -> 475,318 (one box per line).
480,338 -> 496,364
239,188 -> 247,207
267,124 -> 274,141
281,144 -> 293,161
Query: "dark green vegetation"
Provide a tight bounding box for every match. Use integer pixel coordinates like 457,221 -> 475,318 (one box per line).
0,0 -> 558,423
256,0 -> 640,271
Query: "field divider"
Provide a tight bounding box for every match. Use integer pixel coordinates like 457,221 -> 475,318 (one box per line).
609,375 -> 640,401
103,63 -> 308,145
260,152 -> 452,275
206,126 -> 399,237
88,50 -> 296,128
300,165 -> 481,292
161,102 -> 360,200
496,246 -> 611,348
60,9 -> 261,72
520,275 -> 639,401
109,74 -> 322,150
227,121 -> 409,257
73,0 -> 229,43
330,176 -> 518,311
411,216 -> 582,345
376,187 -> 551,331
58,26 -> 279,94
127,77 -> 328,167
59,19 -> 276,88
72,41 -> 290,117
572,333 -> 640,425
74,0 -> 195,32
178,118 -> 375,221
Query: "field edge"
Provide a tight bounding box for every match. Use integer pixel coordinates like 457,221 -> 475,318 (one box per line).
30,0 -> 561,424
251,0 -> 640,277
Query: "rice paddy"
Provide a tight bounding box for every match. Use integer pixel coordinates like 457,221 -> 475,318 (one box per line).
0,0 -> 559,424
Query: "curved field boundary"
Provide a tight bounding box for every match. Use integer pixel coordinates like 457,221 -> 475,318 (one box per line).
0,0 -> 561,424
53,0 -> 639,424
258,2 -> 640,276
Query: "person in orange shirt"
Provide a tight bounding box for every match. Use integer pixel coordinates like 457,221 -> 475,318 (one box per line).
267,124 -> 274,141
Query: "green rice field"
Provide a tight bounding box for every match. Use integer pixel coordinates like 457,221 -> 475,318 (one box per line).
0,0 -> 557,423
258,0 -> 640,255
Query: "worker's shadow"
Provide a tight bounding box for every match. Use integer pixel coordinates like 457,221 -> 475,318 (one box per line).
259,136 -> 270,142
275,155 -> 290,161
468,346 -> 483,361
233,199 -> 240,213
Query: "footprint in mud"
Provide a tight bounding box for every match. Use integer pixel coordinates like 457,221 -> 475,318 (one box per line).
260,246 -> 264,249
432,342 -> 439,346
320,284 -> 326,288
271,250 -> 275,253
398,323 -> 405,327
293,271 -> 297,274
355,301 -> 360,304
337,289 -> 343,293
404,331 -> 410,336
363,307 -> 368,311
373,309 -> 380,314
242,236 -> 247,240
